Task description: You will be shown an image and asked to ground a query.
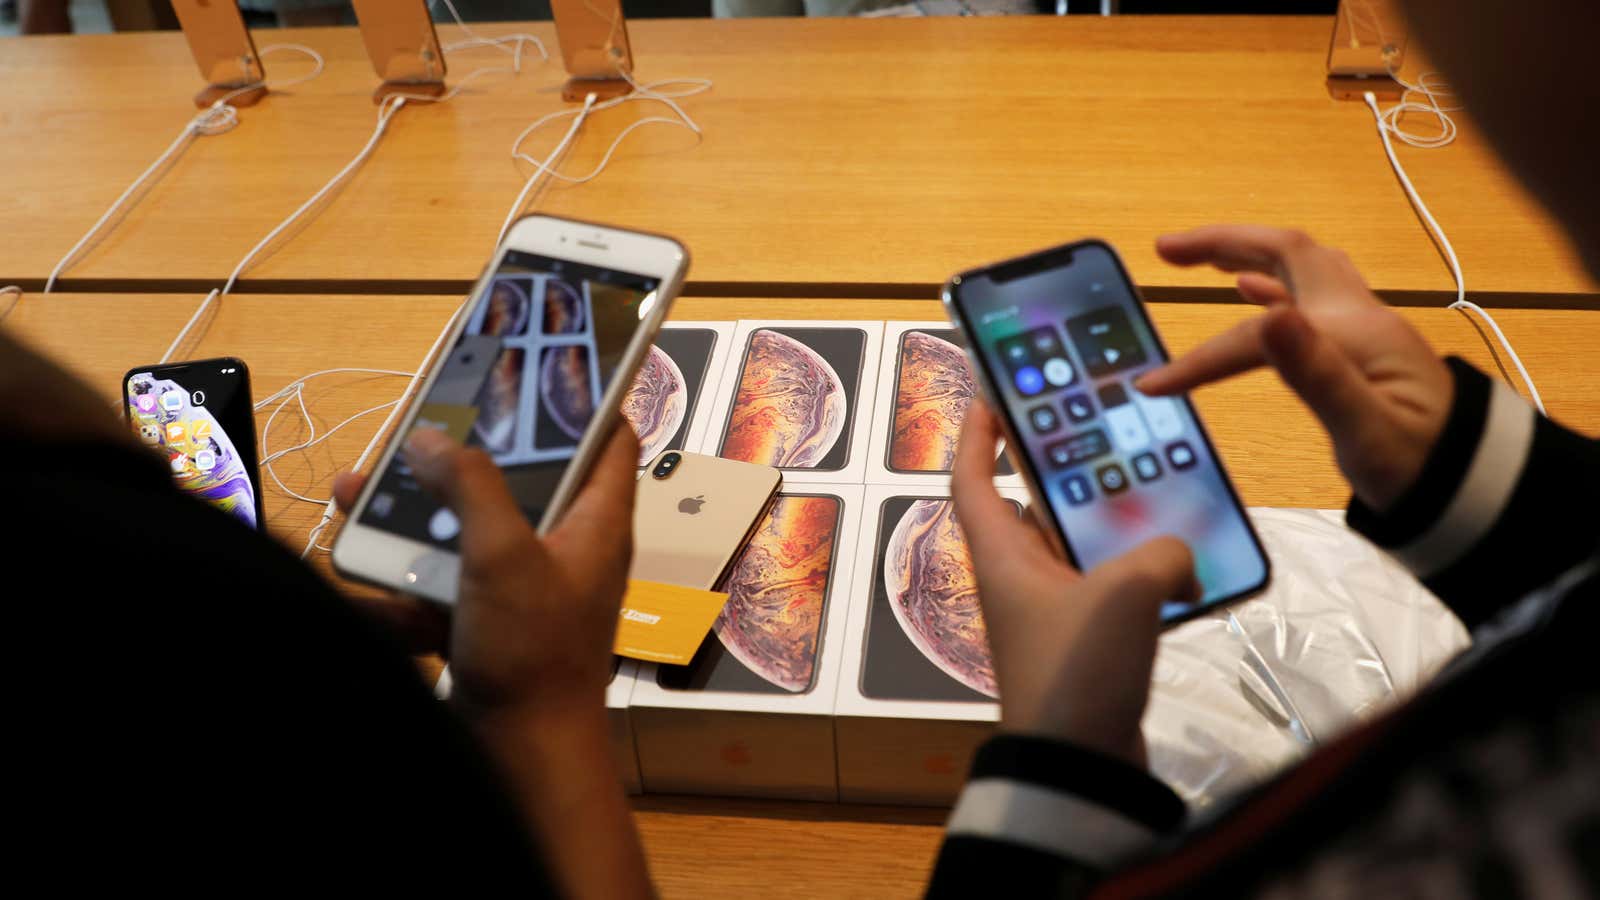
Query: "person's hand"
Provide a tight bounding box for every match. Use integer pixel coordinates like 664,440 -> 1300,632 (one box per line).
332,474 -> 453,654
337,424 -> 650,900
1136,225 -> 1454,512
334,423 -> 639,721
952,402 -> 1199,766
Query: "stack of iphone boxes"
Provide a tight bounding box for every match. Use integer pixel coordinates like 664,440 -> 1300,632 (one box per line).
627,321 -> 877,801
624,319 -> 1029,804
832,321 -> 1027,806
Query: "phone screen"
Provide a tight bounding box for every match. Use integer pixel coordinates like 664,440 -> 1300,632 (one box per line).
125,360 -> 263,531
950,241 -> 1268,616
358,249 -> 659,549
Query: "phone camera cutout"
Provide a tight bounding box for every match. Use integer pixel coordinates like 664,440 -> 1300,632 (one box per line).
652,452 -> 681,480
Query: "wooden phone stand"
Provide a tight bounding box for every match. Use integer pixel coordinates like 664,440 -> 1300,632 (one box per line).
562,77 -> 631,103
1326,73 -> 1405,102
1327,0 -> 1408,101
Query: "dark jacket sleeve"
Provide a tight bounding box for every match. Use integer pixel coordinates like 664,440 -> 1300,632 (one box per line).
926,735 -> 1187,899
1346,358 -> 1600,630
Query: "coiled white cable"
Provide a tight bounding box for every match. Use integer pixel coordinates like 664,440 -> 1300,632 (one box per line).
43,44 -> 326,294
294,301 -> 466,559
1362,87 -> 1545,415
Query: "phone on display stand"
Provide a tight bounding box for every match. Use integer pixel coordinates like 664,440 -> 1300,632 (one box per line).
171,0 -> 263,88
943,239 -> 1270,624
350,0 -> 446,85
123,358 -> 266,533
333,215 -> 690,604
551,0 -> 633,80
630,451 -> 782,591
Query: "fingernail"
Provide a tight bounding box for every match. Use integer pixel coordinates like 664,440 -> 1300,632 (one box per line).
404,427 -> 451,470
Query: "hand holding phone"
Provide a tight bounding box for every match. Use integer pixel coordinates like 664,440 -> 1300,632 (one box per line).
333,215 -> 688,603
951,402 -> 1198,764
409,425 -> 640,706
943,238 -> 1269,622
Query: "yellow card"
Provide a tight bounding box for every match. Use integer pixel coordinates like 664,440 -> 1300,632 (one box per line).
613,580 -> 731,665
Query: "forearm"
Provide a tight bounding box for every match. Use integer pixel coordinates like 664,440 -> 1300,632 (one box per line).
1347,358 -> 1600,629
463,698 -> 652,900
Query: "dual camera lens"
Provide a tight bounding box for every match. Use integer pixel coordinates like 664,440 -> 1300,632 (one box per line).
651,451 -> 681,480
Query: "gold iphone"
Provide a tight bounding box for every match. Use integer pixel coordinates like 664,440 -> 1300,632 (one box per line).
631,451 -> 781,591
351,0 -> 446,84
171,0 -> 262,87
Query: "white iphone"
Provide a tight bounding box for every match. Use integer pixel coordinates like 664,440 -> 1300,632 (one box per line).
333,215 -> 689,603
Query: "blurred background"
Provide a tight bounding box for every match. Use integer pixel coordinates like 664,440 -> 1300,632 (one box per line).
3,0 -> 1340,37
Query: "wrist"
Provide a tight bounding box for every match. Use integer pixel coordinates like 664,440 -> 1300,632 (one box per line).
1347,358 -> 1457,513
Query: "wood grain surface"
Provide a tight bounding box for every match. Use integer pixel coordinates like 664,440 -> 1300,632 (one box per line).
2,17 -> 1593,303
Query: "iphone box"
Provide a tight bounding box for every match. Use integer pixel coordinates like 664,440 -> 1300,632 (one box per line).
699,320 -> 884,485
863,320 -> 1023,489
832,483 -> 1027,806
607,659 -> 643,795
630,321 -> 736,469
629,483 -> 864,801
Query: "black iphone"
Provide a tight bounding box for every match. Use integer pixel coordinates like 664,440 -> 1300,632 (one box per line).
943,239 -> 1269,624
123,358 -> 265,532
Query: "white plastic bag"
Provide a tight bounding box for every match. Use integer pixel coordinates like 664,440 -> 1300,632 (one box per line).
1145,508 -> 1470,807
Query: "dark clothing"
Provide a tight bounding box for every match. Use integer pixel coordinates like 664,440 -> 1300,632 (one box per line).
929,359 -> 1600,898
9,439 -> 554,893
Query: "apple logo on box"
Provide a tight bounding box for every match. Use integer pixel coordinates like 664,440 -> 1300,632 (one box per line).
678,495 -> 705,515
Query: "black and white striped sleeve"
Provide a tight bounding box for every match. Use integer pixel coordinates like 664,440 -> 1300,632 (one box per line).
926,735 -> 1186,899
1346,357 -> 1600,629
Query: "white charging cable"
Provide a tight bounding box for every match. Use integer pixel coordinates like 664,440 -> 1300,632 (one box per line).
1362,84 -> 1545,415
498,92 -> 600,243
159,95 -> 410,366
203,6 -> 559,550
499,73 -> 713,242
294,301 -> 466,559
43,44 -> 326,294
255,367 -> 415,502
148,91 -> 433,559
434,0 -> 549,67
